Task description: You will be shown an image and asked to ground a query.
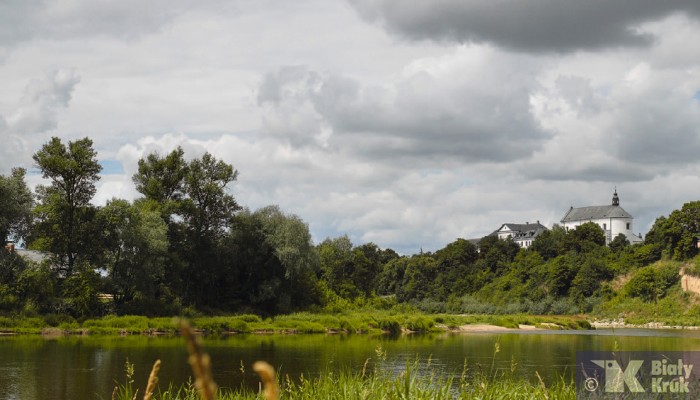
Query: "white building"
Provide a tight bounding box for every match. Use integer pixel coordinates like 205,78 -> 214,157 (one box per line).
494,221 -> 548,248
560,190 -> 643,245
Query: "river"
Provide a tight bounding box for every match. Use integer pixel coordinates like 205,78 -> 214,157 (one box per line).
2,328 -> 700,399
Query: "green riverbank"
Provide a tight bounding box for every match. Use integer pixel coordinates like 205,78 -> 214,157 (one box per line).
0,311 -> 592,336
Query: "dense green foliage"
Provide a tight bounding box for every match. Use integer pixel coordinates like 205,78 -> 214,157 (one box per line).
0,136 -> 699,320
0,168 -> 33,245
2,138 -> 325,317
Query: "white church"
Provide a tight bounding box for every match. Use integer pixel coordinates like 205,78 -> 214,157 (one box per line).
560,190 -> 643,244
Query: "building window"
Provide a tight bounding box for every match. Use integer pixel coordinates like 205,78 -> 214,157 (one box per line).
603,223 -> 607,230
626,223 -> 630,230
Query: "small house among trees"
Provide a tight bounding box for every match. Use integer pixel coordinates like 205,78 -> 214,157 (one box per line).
494,222 -> 549,248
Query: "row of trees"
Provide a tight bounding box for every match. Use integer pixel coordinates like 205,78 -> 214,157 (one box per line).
311,204 -> 700,314
1,137 -> 324,317
1,136 -> 699,318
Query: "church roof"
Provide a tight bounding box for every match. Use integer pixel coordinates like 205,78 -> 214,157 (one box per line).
560,205 -> 632,223
499,222 -> 547,233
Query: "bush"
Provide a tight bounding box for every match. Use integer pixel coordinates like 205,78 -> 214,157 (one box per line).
625,263 -> 680,302
503,302 -> 526,314
403,316 -> 435,332
43,313 -> 76,327
193,317 -> 250,333
375,318 -> 401,334
412,298 -> 446,313
549,298 -> 577,315
338,318 -> 355,333
274,319 -> 326,333
236,314 -> 262,323
447,295 -> 498,314
367,295 -> 397,310
525,297 -> 552,315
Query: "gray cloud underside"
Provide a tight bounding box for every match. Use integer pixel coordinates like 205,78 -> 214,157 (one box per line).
613,99 -> 700,164
0,0 -> 191,47
526,164 -> 655,183
258,63 -> 551,165
348,0 -> 700,52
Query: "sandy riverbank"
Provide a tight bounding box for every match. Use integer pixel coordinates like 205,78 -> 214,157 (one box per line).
454,323 -> 549,332
590,319 -> 700,330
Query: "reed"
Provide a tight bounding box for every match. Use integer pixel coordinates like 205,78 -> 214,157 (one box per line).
180,320 -> 217,400
112,353 -> 576,399
252,361 -> 279,400
143,359 -> 161,400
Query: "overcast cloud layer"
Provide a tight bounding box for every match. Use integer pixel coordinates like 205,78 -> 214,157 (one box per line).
1,0 -> 699,254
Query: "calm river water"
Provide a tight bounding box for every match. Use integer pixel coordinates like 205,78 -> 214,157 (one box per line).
2,328 -> 700,399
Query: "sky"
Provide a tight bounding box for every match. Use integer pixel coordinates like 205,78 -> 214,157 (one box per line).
1,0 -> 700,254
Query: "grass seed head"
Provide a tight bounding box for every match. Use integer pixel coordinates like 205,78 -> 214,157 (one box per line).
253,361 -> 279,400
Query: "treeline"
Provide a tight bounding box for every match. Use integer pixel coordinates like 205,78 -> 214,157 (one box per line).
429,206 -> 699,314
1,136 -> 699,318
1,137 -> 322,317
317,202 -> 699,316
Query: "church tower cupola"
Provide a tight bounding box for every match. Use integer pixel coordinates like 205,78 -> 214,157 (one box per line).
612,188 -> 619,206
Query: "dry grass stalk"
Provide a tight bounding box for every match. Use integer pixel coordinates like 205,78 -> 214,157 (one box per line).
361,358 -> 370,378
111,386 -> 117,400
535,370 -> 549,400
180,320 -> 218,400
143,359 -> 161,400
253,361 -> 279,400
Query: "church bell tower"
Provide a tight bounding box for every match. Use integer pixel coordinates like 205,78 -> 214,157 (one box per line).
612,188 -> 619,206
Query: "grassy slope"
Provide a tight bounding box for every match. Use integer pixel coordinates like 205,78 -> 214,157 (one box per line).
593,256 -> 700,325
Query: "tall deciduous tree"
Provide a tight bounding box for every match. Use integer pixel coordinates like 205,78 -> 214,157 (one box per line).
133,149 -> 241,308
253,205 -> 321,311
132,147 -> 188,218
646,201 -> 700,261
182,152 -> 240,241
180,152 -> 240,306
561,222 -> 606,253
0,168 -> 33,245
98,199 -> 169,314
318,235 -> 355,297
222,206 -> 322,313
31,137 -> 102,275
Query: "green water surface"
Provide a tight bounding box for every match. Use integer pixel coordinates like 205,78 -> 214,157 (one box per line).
2,329 -> 700,399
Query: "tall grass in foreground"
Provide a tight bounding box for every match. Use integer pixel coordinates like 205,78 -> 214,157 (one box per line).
114,364 -> 576,400
111,320 -> 576,400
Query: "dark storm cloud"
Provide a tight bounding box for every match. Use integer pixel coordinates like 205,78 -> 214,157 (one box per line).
348,0 -> 700,52
613,98 -> 700,165
526,164 -> 655,183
